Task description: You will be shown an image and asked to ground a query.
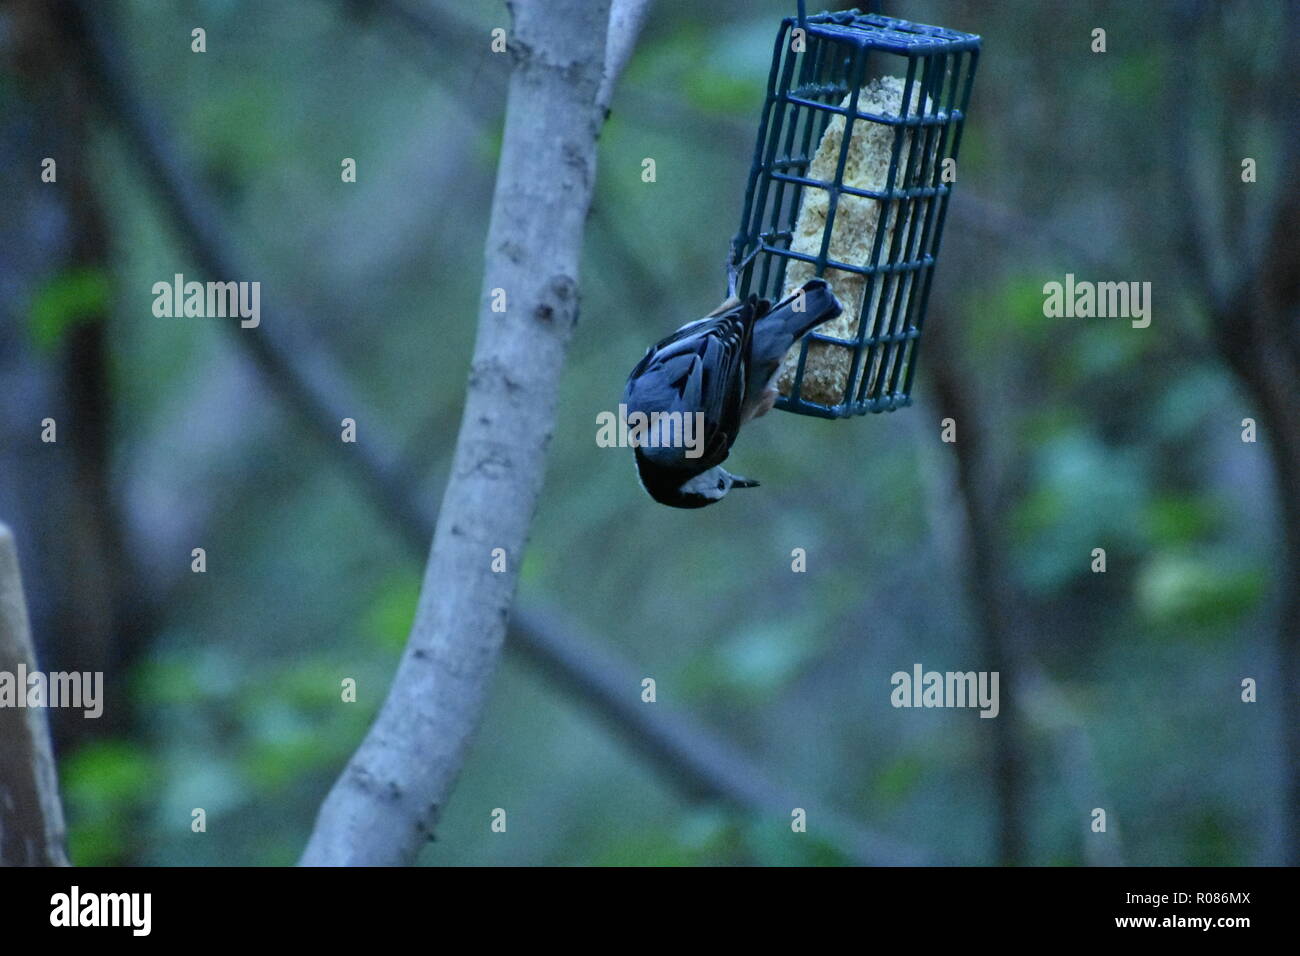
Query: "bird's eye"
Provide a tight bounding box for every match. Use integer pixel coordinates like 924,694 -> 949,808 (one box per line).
716,479 -> 726,490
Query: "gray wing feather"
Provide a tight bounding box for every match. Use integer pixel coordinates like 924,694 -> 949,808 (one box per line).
624,301 -> 754,467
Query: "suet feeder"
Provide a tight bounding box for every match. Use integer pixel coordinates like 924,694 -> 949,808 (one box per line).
729,4 -> 979,418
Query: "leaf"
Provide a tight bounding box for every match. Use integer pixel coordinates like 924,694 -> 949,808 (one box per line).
1145,494 -> 1221,546
1136,554 -> 1265,633
62,739 -> 157,809
28,267 -> 110,350
61,739 -> 159,865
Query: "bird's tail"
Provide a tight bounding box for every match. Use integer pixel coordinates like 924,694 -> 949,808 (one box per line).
743,280 -> 845,414
766,279 -> 843,341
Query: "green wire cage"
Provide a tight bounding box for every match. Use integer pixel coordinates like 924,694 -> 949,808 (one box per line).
730,5 -> 980,418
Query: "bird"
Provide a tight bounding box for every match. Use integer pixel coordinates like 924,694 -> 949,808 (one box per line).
623,276 -> 843,508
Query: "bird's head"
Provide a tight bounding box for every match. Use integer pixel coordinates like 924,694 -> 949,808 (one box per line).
634,454 -> 760,509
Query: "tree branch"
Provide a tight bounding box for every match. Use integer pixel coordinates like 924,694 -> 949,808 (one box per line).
0,524 -> 70,866
927,340 -> 1029,866
596,0 -> 653,118
299,0 -> 618,865
68,0 -> 929,865
514,603 -> 937,864
1165,0 -> 1300,865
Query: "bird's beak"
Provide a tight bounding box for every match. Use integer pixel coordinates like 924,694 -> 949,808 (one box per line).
730,475 -> 761,489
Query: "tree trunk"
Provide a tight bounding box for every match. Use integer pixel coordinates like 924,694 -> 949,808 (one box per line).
929,348 -> 1028,867
0,524 -> 70,866
301,0 -> 617,865
1216,266 -> 1300,866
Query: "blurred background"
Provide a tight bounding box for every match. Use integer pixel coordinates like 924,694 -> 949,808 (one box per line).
0,0 -> 1294,865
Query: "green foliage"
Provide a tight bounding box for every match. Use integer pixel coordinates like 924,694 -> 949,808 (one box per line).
629,21 -> 767,115
1010,432 -> 1147,593
873,753 -> 925,807
591,813 -> 727,866
741,818 -> 852,867
21,0 -> 1279,869
132,652 -> 211,707
233,658 -> 379,794
1145,494 -> 1222,547
363,571 -> 422,652
28,267 -> 109,350
1061,321 -> 1150,384
62,740 -> 159,866
1136,554 -> 1265,634
242,720 -> 337,793
1183,807 -> 1242,866
588,808 -> 850,866
1108,53 -> 1166,109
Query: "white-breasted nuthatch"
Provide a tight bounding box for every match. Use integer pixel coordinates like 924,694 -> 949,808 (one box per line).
623,277 -> 843,508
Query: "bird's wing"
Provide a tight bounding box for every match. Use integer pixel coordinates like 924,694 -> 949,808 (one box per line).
624,298 -> 759,459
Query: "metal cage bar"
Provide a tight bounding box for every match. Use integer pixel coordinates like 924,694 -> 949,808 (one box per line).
729,9 -> 981,419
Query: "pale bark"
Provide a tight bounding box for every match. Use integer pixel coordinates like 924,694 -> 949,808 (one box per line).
301,0 -> 623,865
0,524 -> 70,866
72,0 -> 925,865
596,0 -> 652,118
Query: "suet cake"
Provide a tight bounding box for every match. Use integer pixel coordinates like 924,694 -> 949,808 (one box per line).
778,76 -> 933,406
